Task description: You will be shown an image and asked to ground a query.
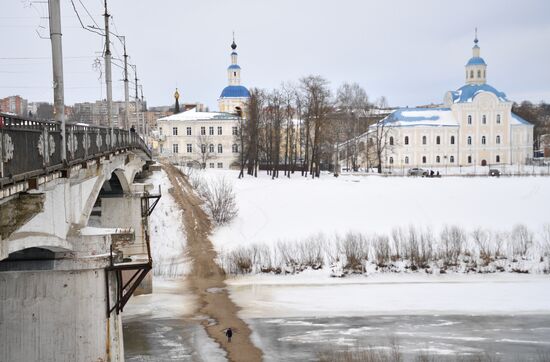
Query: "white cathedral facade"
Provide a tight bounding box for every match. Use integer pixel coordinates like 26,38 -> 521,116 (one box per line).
353,36 -> 534,170
156,38 -> 249,169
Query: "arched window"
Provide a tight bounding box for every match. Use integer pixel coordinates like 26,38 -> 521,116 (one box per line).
496,135 -> 501,144
422,156 -> 427,164
468,155 -> 472,163
450,135 -> 455,145
496,155 -> 500,163
405,156 -> 409,164
389,157 -> 394,164
436,156 -> 441,163
468,115 -> 472,125
209,144 -> 214,153
497,114 -> 501,124
218,144 -> 223,153
201,144 -> 206,153
482,115 -> 486,124
482,136 -> 486,145
422,135 -> 427,145
404,136 -> 409,145
389,136 -> 394,146
436,136 -> 441,145
467,136 -> 472,145
450,155 -> 455,163
470,70 -> 474,78
477,70 -> 481,78
232,144 -> 238,153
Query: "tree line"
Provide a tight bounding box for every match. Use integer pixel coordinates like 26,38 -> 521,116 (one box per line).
236,75 -> 389,179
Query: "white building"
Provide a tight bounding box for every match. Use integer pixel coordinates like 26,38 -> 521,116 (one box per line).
346,35 -> 534,170
156,37 -> 249,168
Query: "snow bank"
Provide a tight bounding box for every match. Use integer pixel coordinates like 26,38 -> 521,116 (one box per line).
148,169 -> 190,277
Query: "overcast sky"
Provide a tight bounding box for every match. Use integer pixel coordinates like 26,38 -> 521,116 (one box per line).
3,0 -> 550,110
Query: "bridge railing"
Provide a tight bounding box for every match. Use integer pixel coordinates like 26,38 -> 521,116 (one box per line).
0,112 -> 151,188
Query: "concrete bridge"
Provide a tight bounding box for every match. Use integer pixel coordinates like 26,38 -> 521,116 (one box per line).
0,113 -> 159,361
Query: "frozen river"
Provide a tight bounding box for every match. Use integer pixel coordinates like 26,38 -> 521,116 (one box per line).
124,274 -> 550,361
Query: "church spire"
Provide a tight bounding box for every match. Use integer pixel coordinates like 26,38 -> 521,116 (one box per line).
465,28 -> 487,85
174,88 -> 180,113
228,33 -> 241,86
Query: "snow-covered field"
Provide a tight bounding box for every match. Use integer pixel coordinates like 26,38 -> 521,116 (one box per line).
200,170 -> 550,250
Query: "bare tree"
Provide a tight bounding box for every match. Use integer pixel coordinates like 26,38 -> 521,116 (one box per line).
299,75 -> 332,178
370,96 -> 395,174
197,134 -> 215,168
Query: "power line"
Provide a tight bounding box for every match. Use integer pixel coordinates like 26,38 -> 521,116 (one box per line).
70,0 -> 104,37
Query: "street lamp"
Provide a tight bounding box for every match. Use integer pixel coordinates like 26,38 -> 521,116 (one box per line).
444,155 -> 447,175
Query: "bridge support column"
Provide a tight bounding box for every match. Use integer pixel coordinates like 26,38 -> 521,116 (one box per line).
0,241 -> 125,362
100,185 -> 153,294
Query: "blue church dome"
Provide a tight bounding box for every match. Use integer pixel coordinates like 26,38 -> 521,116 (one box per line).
220,85 -> 250,98
228,64 -> 241,70
466,57 -> 487,66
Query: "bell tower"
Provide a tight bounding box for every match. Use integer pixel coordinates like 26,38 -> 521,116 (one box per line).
465,28 -> 487,85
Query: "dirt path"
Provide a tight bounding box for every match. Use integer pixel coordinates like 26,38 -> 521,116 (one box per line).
161,163 -> 263,362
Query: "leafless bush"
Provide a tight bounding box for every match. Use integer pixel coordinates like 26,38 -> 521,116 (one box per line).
510,224 -> 533,257
317,338 -> 402,362
472,228 -> 493,265
372,234 -> 391,266
440,225 -> 466,265
200,177 -> 238,225
419,228 -> 434,268
341,232 -> 368,272
224,247 -> 253,274
391,228 -> 406,260
539,223 -> 550,257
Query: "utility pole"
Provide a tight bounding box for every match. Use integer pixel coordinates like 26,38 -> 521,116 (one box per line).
140,84 -> 146,137
48,0 -> 66,161
103,0 -> 114,144
133,65 -> 139,134
121,36 -> 129,130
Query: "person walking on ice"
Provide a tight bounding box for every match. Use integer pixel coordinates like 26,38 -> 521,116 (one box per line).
225,327 -> 233,343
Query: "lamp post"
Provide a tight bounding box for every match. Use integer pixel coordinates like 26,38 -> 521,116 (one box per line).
444,155 -> 448,175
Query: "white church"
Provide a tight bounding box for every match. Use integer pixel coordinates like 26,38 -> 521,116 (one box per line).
353,34 -> 534,169
156,38 -> 250,169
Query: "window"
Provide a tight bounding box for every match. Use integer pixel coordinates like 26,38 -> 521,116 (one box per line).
232,126 -> 238,135
172,127 -> 178,136
482,115 -> 486,124
172,143 -> 179,154
186,127 -> 192,135
450,155 -> 455,163
201,126 -> 206,135
436,155 -> 441,163
404,136 -> 409,145
470,70 -> 474,78
405,156 -> 409,164
389,136 -> 394,146
496,155 -> 500,163
468,115 -> 472,125
218,144 -> 223,153
436,136 -> 441,145
497,114 -> 501,124
232,144 -> 238,153
186,144 -> 192,153
233,71 -> 236,76
468,155 -> 472,163
201,144 -> 206,153
422,156 -> 427,164
467,136 -> 472,145
451,135 -> 455,145
209,144 -> 214,153
496,135 -> 501,144
209,163 -> 214,168
477,70 -> 481,78
209,126 -> 214,135
217,162 -> 223,168
482,136 -> 486,145
201,163 -> 206,169
389,157 -> 394,164
217,126 -> 222,135
422,136 -> 427,145
159,127 -> 163,135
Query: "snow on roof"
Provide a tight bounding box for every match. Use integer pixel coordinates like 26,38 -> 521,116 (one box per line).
158,107 -> 239,122
511,112 -> 533,126
374,107 -> 457,128
448,84 -> 508,104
